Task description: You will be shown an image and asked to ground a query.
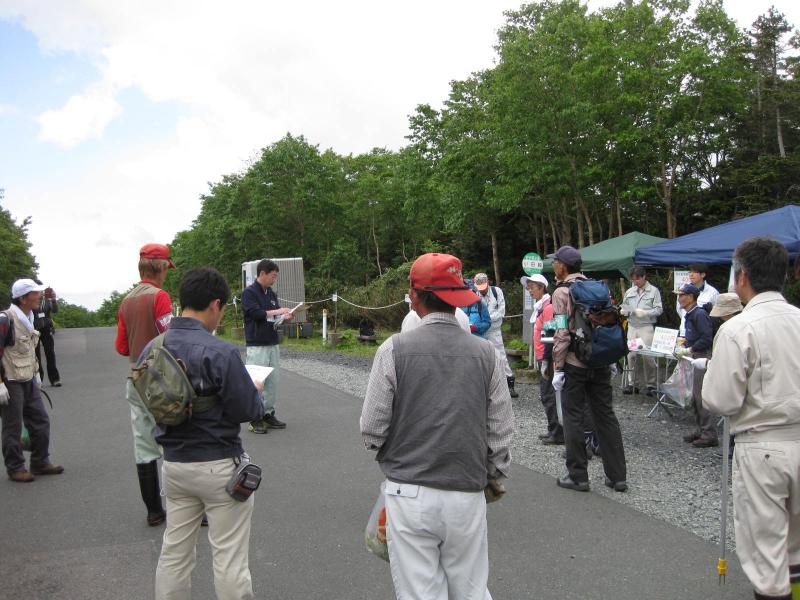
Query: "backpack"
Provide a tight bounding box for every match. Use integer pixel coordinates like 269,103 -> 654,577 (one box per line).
557,278 -> 628,368
130,332 -> 217,426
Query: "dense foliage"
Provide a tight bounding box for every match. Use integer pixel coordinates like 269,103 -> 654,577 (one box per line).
162,1 -> 799,330
0,192 -> 39,309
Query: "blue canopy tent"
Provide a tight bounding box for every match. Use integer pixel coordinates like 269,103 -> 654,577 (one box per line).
634,205 -> 800,266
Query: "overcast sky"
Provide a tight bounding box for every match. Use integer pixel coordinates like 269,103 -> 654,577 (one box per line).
1,1 -> 798,310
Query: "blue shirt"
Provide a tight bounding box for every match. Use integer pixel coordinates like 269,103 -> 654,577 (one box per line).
152,317 -> 264,462
460,300 -> 491,338
684,305 -> 713,354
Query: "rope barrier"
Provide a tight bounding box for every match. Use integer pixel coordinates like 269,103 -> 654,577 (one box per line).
337,296 -> 406,311
277,296 -> 330,306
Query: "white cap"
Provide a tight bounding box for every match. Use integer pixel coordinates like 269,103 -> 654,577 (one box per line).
11,278 -> 46,299
520,274 -> 549,288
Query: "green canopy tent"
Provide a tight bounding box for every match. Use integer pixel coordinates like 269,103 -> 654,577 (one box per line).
542,231 -> 667,281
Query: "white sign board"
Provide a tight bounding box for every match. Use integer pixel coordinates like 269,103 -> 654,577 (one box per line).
673,270 -> 690,292
522,252 -> 544,275
651,327 -> 680,355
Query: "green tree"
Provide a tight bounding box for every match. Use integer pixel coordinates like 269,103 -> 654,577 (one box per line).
54,302 -> 97,328
0,193 -> 38,307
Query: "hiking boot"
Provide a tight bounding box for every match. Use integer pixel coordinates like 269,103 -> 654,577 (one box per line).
507,376 -> 519,399
201,515 -> 209,527
52,381 -> 62,387
622,386 -> 638,395
147,510 -> 166,527
248,420 -> 269,434
264,414 -> 286,429
556,474 -> 589,492
692,435 -> 719,448
538,432 -> 553,440
683,431 -> 701,444
542,434 -> 564,445
604,477 -> 628,492
9,470 -> 34,483
644,386 -> 657,397
31,463 -> 64,475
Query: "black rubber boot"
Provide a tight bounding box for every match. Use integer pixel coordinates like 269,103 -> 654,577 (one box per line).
136,460 -> 166,526
507,376 -> 519,398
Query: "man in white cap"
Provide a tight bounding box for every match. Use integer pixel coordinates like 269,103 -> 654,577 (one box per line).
361,253 -> 513,599
522,273 -> 562,444
0,279 -> 64,482
474,272 -> 517,397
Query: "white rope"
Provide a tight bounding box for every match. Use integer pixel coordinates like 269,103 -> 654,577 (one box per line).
337,296 -> 406,311
276,296 -> 330,306
505,313 -> 524,319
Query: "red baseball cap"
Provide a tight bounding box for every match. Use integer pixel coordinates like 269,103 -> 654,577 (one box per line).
139,243 -> 176,268
409,253 -> 479,307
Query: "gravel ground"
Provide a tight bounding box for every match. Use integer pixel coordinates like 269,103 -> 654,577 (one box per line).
279,348 -> 735,550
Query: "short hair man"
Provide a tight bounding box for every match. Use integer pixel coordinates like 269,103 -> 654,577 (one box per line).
241,259 -> 292,434
361,253 -> 513,599
33,284 -> 61,387
474,273 -> 518,398
676,263 -> 719,335
620,266 -> 663,396
153,267 -> 264,600
115,243 -> 175,525
522,273 -> 562,444
675,283 -> 716,448
703,237 -> 800,600
550,246 -> 627,493
1,279 -> 64,482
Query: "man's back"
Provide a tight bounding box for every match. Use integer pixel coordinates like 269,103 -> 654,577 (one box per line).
379,315 -> 496,491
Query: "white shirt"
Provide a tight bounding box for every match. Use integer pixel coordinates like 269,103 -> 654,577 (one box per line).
402,309 -> 471,333
479,286 -> 506,332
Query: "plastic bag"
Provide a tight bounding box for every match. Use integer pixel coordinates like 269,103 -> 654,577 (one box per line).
661,359 -> 693,408
364,481 -> 389,562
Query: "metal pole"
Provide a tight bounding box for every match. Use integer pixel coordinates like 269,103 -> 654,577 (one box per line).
718,417 -> 730,584
322,308 -> 328,344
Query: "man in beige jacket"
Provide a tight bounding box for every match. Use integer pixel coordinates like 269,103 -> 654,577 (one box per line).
703,237 -> 800,600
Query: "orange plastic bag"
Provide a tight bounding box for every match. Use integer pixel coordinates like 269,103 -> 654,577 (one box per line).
364,481 -> 389,562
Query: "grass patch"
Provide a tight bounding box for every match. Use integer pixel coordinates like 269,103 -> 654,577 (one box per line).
216,327 -> 386,359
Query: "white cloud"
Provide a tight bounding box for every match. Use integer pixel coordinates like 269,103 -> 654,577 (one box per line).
0,103 -> 19,116
37,83 -> 122,148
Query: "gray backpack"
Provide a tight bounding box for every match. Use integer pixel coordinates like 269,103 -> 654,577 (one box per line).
131,332 -> 216,426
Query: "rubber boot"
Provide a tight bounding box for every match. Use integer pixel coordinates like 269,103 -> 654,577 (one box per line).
507,376 -> 519,398
136,460 -> 166,526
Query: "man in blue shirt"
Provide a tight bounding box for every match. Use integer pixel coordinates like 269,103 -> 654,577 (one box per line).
675,283 -> 716,448
241,259 -> 293,434
153,267 -> 264,600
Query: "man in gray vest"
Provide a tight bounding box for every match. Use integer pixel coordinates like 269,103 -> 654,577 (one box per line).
361,252 -> 513,599
1,279 -> 64,482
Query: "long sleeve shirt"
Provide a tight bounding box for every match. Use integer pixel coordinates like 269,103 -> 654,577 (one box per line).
677,281 -> 718,335
620,282 -> 663,327
684,304 -> 713,354
154,317 -> 264,462
361,312 -> 513,481
703,292 -> 800,437
552,272 -> 586,369
481,286 -> 506,333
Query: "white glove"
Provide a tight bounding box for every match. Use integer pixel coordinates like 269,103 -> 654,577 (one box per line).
691,358 -> 708,371
552,371 -> 566,391
34,374 -> 42,387
539,360 -> 549,377
619,308 -> 629,317
634,308 -> 647,318
0,383 -> 9,406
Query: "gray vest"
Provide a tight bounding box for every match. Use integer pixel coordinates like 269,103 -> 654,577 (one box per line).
377,316 -> 496,492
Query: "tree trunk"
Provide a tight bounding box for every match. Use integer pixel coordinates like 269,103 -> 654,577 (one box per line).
490,230 -> 501,284
371,210 -> 382,277
615,194 -> 623,237
776,105 -> 786,158
574,197 -> 584,248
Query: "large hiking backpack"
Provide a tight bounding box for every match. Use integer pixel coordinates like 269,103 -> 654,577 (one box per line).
559,278 -> 627,368
131,332 -> 216,426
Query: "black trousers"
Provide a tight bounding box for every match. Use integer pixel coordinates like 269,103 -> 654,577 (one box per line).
0,380 -> 52,473
563,363 -> 626,484
36,330 -> 60,385
539,363 -> 562,437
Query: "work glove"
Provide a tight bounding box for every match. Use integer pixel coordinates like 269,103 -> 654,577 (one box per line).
34,374 -> 42,387
484,478 -> 506,504
552,371 -> 566,391
633,308 -> 648,318
0,383 -> 9,406
539,360 -> 549,377
469,324 -> 478,334
691,358 -> 708,371
619,308 -> 629,317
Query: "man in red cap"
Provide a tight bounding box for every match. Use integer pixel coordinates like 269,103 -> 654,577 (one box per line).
115,243 -> 175,526
361,252 -> 513,599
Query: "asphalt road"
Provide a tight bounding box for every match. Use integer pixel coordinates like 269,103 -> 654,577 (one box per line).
0,327 -> 753,599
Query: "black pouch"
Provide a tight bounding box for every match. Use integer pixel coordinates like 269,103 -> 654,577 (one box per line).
225,459 -> 262,502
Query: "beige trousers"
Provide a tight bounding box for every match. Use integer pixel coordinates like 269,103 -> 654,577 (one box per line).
626,324 -> 655,388
155,458 -> 255,600
733,440 -> 800,597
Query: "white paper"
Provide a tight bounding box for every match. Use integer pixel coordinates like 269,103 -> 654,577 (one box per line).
245,364 -> 274,384
650,327 -> 680,355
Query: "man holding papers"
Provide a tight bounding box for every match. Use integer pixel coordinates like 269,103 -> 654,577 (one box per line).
242,259 -> 292,434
